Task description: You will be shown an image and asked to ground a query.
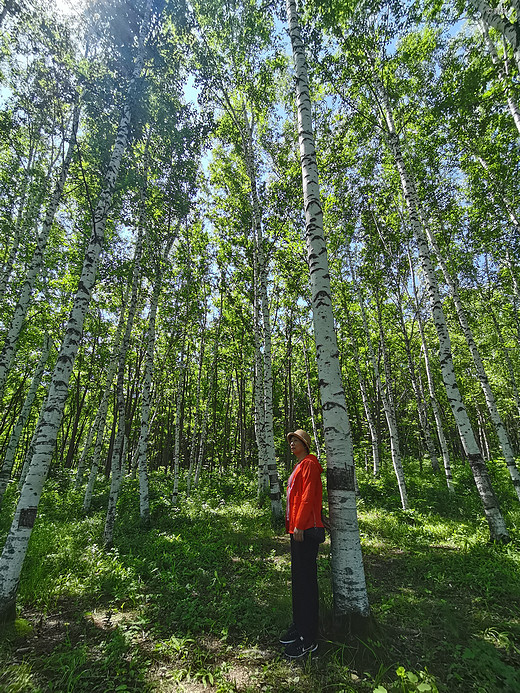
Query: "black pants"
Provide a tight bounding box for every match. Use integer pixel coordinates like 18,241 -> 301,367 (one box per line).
291,534 -> 319,643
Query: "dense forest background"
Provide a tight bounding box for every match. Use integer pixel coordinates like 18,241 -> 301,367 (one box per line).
0,0 -> 520,691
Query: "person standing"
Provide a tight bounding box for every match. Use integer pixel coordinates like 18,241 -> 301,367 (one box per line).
280,429 -> 324,658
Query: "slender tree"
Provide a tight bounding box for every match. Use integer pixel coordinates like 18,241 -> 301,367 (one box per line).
286,0 -> 370,620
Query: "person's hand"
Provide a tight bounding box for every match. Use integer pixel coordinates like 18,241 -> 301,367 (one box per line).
321,512 -> 330,531
293,528 -> 304,542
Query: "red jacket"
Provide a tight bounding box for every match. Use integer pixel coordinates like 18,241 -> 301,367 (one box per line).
286,454 -> 324,534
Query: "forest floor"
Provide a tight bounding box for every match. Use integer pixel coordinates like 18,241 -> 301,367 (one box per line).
1,458 -> 520,692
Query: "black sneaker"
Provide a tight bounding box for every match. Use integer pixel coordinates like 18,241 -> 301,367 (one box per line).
279,623 -> 299,645
284,636 -> 318,658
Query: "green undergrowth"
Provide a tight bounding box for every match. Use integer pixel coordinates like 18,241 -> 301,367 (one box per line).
0,458 -> 519,692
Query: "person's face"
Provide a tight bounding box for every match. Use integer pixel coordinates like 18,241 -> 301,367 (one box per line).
289,436 -> 306,457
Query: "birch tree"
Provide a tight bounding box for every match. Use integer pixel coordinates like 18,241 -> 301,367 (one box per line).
286,0 -> 370,620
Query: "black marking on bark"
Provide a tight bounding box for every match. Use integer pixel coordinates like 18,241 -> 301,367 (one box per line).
323,401 -> 346,411
18,507 -> 37,528
327,466 -> 355,492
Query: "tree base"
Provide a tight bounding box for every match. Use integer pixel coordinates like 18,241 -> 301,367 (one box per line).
0,597 -> 16,626
325,609 -> 378,641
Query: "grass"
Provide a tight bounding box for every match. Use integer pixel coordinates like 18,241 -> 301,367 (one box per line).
0,457 -> 519,692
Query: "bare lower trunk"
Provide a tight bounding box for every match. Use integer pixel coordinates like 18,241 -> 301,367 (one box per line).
103,143 -> 148,542
82,298 -> 128,509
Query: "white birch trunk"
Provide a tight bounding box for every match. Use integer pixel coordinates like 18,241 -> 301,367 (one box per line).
395,293 -> 440,473
82,295 -> 128,509
242,107 -> 283,519
186,332 -> 205,496
424,226 -> 520,501
408,251 -> 454,491
253,293 -> 268,496
286,0 -> 370,618
376,78 -> 508,541
74,412 -> 100,490
137,234 -> 176,520
103,149 -> 148,544
477,407 -> 491,462
83,384 -> 112,511
344,314 -> 380,476
0,2 -> 153,620
417,309 -> 454,492
103,368 -> 125,546
469,0 -> 520,71
302,335 -> 322,460
374,301 -> 409,508
137,284 -> 159,522
0,335 -> 51,508
171,342 -> 185,507
348,251 -> 408,507
193,396 -> 209,491
479,18 -> 520,134
246,173 -> 267,498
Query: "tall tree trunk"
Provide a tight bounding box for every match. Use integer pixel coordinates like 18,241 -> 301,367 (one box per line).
103,143 -> 149,545
408,252 -> 454,492
103,364 -> 126,547
171,338 -> 186,507
286,0 -> 370,620
343,309 -> 380,476
186,325 -> 206,496
137,235 -> 175,522
0,1 -> 153,622
479,18 -> 520,134
375,297 -> 409,508
0,335 -> 51,508
376,77 -> 508,541
349,253 -> 408,508
302,334 -> 322,460
82,295 -> 128,509
0,103 -> 80,401
394,287 -> 440,473
424,225 -> 520,501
